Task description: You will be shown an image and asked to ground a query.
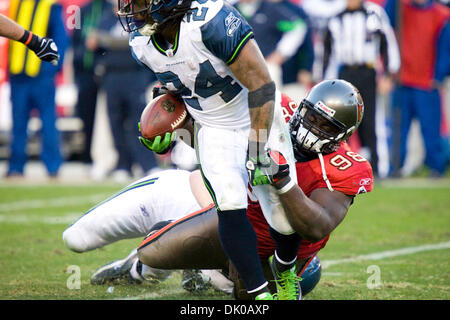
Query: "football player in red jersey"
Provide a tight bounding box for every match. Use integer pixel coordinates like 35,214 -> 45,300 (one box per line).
76,79 -> 373,299
135,79 -> 373,299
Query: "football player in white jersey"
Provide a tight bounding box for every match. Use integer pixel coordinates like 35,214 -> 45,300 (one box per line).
62,168 -> 203,281
64,82 -> 371,300
117,0 -> 301,299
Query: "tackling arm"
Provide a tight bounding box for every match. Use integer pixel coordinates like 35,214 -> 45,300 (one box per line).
229,39 -> 275,144
275,178 -> 353,242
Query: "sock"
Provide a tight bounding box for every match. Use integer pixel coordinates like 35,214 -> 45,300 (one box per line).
130,259 -> 172,282
269,227 -> 302,272
217,208 -> 267,292
129,259 -> 145,281
141,262 -> 172,281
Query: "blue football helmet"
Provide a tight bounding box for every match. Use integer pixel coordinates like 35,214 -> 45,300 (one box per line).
300,256 -> 322,296
117,0 -> 192,34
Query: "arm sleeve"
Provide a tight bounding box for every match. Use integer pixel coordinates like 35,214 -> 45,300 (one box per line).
322,24 -> 340,80
378,7 -> 400,74
200,2 -> 253,65
435,22 -> 450,83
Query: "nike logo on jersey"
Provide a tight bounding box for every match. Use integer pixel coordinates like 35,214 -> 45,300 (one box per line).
357,186 -> 367,194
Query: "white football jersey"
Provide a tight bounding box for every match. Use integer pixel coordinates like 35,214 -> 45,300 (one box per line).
63,169 -> 201,252
130,0 -> 254,129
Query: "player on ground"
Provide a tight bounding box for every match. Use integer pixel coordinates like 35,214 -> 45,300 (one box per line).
64,80 -> 373,299
117,0 -> 300,299
0,13 -> 59,65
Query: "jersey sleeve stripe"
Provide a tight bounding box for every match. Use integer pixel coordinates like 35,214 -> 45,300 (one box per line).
226,31 -> 254,65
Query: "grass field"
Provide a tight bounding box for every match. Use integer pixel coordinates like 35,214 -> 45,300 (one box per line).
0,177 -> 449,300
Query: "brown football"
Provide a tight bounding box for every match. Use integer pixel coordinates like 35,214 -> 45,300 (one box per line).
139,93 -> 188,141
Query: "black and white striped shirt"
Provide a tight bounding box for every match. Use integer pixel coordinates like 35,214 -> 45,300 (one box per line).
323,1 -> 400,79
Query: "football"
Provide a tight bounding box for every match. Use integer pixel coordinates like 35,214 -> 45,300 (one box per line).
139,93 -> 188,141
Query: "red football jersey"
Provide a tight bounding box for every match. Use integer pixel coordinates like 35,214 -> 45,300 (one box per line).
399,1 -> 449,89
247,142 -> 374,260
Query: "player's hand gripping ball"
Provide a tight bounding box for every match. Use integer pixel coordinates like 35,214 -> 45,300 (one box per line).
138,93 -> 187,154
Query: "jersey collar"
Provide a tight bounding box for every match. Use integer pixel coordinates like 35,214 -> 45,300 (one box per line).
151,29 -> 180,57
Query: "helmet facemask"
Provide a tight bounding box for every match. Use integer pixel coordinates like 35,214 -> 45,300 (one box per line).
117,0 -> 154,34
290,99 -> 349,155
117,0 -> 192,36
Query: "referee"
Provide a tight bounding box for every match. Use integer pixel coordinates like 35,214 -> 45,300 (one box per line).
323,0 -> 400,177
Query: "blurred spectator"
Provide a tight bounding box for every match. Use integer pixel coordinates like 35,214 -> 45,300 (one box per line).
85,0 -> 158,182
234,0 -> 311,91
301,0 -> 346,83
323,0 -> 400,177
281,0 -> 315,101
71,0 -> 108,179
389,0 -> 449,178
436,22 -> 450,167
6,0 -> 69,179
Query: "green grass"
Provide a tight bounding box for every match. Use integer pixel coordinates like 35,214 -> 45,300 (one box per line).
0,178 -> 449,300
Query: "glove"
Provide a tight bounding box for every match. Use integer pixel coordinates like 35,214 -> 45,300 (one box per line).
138,124 -> 176,154
246,142 -> 290,186
22,31 -> 60,66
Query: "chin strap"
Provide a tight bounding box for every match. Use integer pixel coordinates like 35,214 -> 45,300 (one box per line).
318,152 -> 334,192
140,23 -> 159,36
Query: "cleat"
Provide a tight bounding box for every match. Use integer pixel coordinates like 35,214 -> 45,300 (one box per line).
90,249 -> 142,285
268,255 -> 302,300
255,292 -> 274,300
181,269 -> 212,293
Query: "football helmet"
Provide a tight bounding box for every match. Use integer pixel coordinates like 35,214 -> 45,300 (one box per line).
117,0 -> 192,35
289,79 -> 364,156
300,256 -> 322,296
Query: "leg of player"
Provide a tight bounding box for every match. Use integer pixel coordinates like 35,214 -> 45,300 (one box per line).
138,204 -> 231,292
63,170 -> 199,252
268,228 -> 303,300
251,92 -> 302,300
137,204 -> 323,298
62,169 -> 201,284
62,176 -> 161,253
90,220 -> 175,285
194,124 -> 271,300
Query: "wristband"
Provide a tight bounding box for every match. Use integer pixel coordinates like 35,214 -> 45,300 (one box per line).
19,30 -> 33,45
19,30 -> 40,52
276,178 -> 296,195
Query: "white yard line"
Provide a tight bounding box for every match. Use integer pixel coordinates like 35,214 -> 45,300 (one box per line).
0,212 -> 82,224
118,241 -> 450,300
0,194 -> 109,212
375,178 -> 450,188
321,242 -> 450,269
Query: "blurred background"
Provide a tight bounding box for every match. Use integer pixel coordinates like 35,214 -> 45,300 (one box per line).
0,0 -> 449,183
